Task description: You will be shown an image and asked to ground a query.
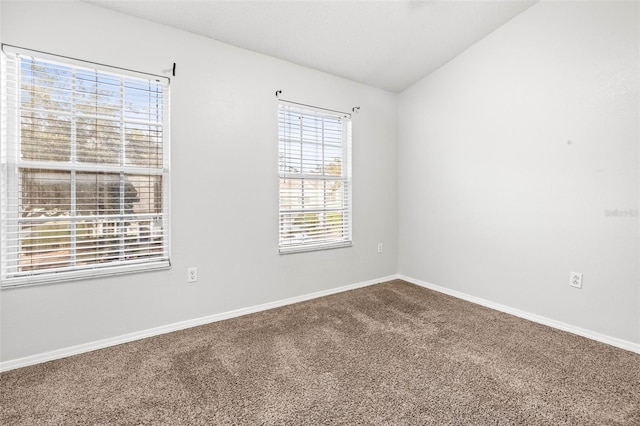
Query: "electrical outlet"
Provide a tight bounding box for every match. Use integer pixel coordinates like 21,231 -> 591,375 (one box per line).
187,267 -> 198,283
569,271 -> 582,289
377,243 -> 383,253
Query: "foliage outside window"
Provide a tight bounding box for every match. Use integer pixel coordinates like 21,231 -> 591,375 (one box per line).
278,101 -> 352,253
0,48 -> 170,286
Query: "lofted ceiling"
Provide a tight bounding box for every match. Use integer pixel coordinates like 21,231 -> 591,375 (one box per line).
86,0 -> 538,93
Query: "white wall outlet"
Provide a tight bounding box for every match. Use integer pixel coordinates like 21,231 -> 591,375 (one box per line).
569,271 -> 582,289
187,267 -> 198,283
377,243 -> 383,253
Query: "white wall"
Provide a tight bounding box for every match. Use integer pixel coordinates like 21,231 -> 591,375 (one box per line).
2,0 -> 638,366
398,1 -> 639,344
0,1 -> 398,362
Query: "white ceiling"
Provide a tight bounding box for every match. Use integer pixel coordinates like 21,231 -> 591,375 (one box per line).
87,0 -> 537,93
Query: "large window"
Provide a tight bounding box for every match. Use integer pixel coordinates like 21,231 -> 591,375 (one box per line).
278,101 -> 352,253
0,47 -> 170,287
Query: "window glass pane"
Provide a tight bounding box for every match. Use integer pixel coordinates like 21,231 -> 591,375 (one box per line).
127,174 -> 163,214
125,124 -> 163,167
75,218 -> 120,266
124,79 -> 163,121
74,173 -> 164,266
19,219 -> 73,272
20,169 -> 71,216
21,111 -> 72,161
325,180 -> 344,209
123,174 -> 165,260
19,170 -> 73,273
324,152 -> 342,176
75,69 -> 121,118
279,143 -> 302,175
301,142 -> 323,174
20,59 -> 73,111
279,178 -> 303,211
76,172 -> 120,216
76,118 -> 121,164
325,211 -> 346,237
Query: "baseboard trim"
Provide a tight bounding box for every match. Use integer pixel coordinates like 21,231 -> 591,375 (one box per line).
399,274 -> 640,355
6,273 -> 635,372
0,274 -> 398,372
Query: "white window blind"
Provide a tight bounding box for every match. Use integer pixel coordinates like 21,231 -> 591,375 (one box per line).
1,47 -> 170,287
278,101 -> 352,253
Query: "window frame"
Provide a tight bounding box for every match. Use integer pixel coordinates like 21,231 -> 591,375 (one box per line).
278,100 -> 352,254
0,46 -> 171,288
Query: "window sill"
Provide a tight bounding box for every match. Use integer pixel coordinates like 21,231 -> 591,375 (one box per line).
1,261 -> 171,289
279,241 -> 352,255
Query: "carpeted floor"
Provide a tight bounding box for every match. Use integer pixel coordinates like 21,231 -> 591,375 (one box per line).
1,279 -> 639,425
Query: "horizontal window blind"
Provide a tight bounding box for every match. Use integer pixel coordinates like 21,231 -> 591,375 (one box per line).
1,48 -> 170,287
278,101 -> 352,253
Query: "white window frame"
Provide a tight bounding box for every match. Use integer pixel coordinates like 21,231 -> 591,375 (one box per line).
0,46 -> 171,287
278,100 -> 352,254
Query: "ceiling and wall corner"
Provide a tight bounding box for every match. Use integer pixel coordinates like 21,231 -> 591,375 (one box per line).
85,0 -> 538,93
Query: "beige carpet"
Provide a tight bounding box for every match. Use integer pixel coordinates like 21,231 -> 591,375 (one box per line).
1,279 -> 639,425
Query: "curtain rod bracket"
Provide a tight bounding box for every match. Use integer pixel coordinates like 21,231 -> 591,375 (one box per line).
352,106 -> 360,113
275,90 -> 282,97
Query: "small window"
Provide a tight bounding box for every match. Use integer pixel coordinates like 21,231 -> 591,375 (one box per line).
278,101 -> 352,253
0,47 -> 170,287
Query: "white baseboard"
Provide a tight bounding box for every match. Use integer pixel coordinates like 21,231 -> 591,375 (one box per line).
4,273 -> 636,372
0,274 -> 398,372
399,274 -> 640,355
